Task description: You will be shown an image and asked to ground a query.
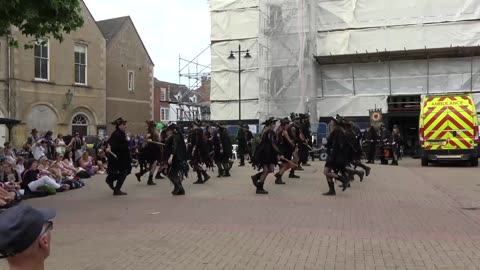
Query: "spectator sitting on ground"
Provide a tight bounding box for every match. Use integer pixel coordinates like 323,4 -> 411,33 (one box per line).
0,162 -> 19,184
0,205 -> 55,269
31,139 -> 47,161
78,151 -> 98,176
37,157 -> 61,181
95,150 -> 108,174
15,157 -> 25,182
51,154 -> 75,177
61,151 -> 78,173
0,187 -> 20,209
21,159 -> 68,194
4,142 -> 16,157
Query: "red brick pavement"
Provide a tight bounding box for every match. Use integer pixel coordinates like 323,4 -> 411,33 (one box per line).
2,159 -> 480,270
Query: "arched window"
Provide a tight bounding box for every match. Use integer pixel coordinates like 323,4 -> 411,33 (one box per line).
72,114 -> 89,136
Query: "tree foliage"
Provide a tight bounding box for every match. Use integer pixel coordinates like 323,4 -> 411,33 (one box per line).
0,0 -> 84,48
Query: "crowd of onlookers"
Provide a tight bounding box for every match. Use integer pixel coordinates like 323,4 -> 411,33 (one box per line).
0,131 -> 159,270
0,128 -> 117,209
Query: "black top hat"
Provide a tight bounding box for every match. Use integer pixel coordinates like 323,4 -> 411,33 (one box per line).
193,119 -> 202,126
214,122 -> 225,128
332,114 -> 343,123
280,117 -> 291,126
261,117 -> 278,125
166,122 -> 178,130
146,120 -> 156,128
111,117 -> 127,126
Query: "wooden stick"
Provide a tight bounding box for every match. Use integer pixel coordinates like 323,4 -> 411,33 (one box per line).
146,141 -> 166,146
280,157 -> 298,169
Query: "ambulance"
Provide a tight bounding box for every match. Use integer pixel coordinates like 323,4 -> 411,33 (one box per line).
419,94 -> 479,166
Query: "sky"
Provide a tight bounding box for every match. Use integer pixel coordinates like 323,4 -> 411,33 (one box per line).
83,0 -> 211,85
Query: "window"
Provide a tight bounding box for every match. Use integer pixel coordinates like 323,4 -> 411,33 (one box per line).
160,88 -> 167,101
160,108 -> 169,121
128,71 -> 135,91
191,95 -> 197,103
74,45 -> 87,84
177,109 -> 184,120
34,40 -> 49,80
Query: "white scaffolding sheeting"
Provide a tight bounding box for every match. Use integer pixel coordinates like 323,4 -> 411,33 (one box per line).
211,100 -> 259,120
210,0 -> 259,11
210,0 -> 317,121
319,57 -> 480,97
317,21 -> 480,56
211,39 -> 259,71
317,96 -> 388,117
317,0 -> 480,31
211,9 -> 260,41
211,70 -> 259,100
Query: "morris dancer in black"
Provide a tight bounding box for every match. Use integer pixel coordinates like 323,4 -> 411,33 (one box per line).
213,123 -> 233,177
287,114 -> 302,178
365,125 -> 377,164
165,122 -> 188,196
245,125 -> 254,163
135,121 -> 161,186
274,117 -> 297,185
105,117 -> 132,196
323,116 -> 350,196
189,119 -> 212,184
236,124 -> 248,167
299,114 -> 312,166
251,117 -> 279,194
349,122 -> 370,177
339,121 -> 366,187
155,128 -> 169,179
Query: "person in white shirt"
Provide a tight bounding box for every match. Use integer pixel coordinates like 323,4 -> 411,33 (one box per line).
54,134 -> 67,156
32,139 -> 47,161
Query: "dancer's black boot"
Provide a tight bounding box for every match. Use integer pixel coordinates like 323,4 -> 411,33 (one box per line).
323,182 -> 336,196
223,163 -> 231,177
135,170 -> 144,182
155,170 -> 164,179
201,170 -> 211,183
251,172 -> 262,186
147,175 -> 156,186
337,173 -> 350,192
289,170 -> 300,179
256,181 -> 268,194
274,173 -> 286,185
193,172 -> 204,184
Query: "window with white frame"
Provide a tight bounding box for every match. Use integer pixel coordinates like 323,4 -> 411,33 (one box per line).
34,40 -> 49,80
74,45 -> 87,84
177,108 -> 184,120
160,108 -> 169,121
191,95 -> 197,103
160,88 -> 167,101
128,71 -> 135,91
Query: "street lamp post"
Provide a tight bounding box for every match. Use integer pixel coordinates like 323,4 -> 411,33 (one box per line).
228,45 -> 251,121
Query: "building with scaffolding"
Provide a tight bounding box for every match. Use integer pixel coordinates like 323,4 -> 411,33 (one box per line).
210,0 -> 480,154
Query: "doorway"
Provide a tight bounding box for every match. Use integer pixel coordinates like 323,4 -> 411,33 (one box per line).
71,114 -> 89,136
387,113 -> 420,157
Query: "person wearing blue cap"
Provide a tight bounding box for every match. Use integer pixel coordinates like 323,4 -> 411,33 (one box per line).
0,204 -> 56,270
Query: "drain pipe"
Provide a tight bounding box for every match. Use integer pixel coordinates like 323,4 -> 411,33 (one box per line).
6,35 -> 11,118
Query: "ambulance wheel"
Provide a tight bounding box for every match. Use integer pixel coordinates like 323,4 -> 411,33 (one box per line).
421,157 -> 428,167
320,153 -> 328,161
471,158 -> 478,167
